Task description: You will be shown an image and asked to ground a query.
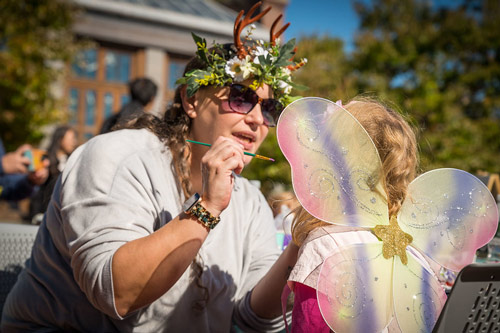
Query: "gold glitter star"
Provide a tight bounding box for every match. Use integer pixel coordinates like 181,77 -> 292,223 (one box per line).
373,216 -> 413,265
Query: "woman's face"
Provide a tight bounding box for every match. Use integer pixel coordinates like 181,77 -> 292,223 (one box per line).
60,129 -> 77,155
187,81 -> 272,165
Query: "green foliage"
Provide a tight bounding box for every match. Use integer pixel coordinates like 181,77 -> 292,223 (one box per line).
245,0 -> 499,194
292,35 -> 357,101
351,0 -> 500,173
0,0 -> 81,151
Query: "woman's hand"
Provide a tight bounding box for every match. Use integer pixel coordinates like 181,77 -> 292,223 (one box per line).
200,136 -> 245,216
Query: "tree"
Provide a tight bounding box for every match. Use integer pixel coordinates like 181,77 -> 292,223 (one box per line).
0,0 -> 82,151
351,0 -> 500,172
246,0 -> 500,193
290,35 -> 356,101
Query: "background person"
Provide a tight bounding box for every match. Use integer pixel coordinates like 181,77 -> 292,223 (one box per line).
0,139 -> 48,202
99,77 -> 158,134
28,125 -> 78,224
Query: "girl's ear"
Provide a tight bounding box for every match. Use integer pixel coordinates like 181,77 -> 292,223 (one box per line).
180,86 -> 197,119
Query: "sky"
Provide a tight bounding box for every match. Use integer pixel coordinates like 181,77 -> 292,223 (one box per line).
285,0 -> 461,52
285,0 -> 359,50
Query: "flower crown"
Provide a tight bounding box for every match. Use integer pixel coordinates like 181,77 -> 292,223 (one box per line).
176,2 -> 307,106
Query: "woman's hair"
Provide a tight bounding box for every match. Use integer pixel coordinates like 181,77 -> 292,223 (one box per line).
291,97 -> 419,246
123,46 -> 235,310
125,45 -> 233,198
47,125 -> 74,176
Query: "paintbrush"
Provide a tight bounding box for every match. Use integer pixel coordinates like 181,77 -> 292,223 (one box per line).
186,139 -> 275,162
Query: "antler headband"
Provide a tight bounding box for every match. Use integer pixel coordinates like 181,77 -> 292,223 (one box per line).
176,2 -> 308,106
233,2 -> 290,58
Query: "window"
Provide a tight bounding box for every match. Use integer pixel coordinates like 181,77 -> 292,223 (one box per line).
72,49 -> 97,79
85,90 -> 96,126
67,44 -> 141,142
121,94 -> 131,106
69,88 -> 79,125
165,55 -> 188,102
168,59 -> 187,90
104,93 -> 114,119
105,51 -> 131,83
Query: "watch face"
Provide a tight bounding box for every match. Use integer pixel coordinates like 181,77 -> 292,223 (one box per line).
182,193 -> 201,212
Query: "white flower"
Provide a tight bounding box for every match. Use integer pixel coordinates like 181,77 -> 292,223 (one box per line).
225,56 -> 252,82
280,67 -> 291,77
253,46 -> 272,65
278,80 -> 292,94
240,56 -> 255,79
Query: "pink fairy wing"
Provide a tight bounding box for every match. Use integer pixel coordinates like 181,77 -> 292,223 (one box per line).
317,243 -> 393,333
398,168 -> 498,272
277,97 -> 388,227
392,248 -> 447,332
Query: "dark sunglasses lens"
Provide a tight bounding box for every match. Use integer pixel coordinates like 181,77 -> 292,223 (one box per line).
229,85 -> 257,114
261,100 -> 283,127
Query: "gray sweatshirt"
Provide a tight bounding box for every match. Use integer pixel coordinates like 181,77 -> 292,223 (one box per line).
1,129 -> 284,332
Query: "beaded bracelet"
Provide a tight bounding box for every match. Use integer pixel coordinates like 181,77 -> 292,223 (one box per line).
187,202 -> 221,230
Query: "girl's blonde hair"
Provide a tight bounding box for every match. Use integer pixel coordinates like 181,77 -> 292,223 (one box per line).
291,97 -> 419,246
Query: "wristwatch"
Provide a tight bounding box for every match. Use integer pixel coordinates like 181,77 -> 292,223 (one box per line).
182,193 -> 220,230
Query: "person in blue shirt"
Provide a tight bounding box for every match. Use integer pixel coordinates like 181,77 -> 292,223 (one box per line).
0,139 -> 49,201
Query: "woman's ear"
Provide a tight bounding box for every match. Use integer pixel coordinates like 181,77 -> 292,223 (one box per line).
180,86 -> 197,119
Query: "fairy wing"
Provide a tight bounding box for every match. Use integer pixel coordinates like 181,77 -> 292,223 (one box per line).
316,242 -> 393,333
277,97 -> 388,227
398,168 -> 498,271
392,248 -> 447,332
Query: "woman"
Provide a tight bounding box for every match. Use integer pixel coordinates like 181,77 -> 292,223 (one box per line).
1,4 -> 304,332
29,125 -> 77,224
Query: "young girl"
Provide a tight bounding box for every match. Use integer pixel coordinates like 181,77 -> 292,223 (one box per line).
277,97 -> 498,332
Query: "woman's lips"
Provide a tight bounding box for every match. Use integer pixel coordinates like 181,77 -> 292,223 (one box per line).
232,133 -> 256,151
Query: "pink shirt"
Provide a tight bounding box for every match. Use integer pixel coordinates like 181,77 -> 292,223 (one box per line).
291,283 -> 330,332
287,225 -> 438,332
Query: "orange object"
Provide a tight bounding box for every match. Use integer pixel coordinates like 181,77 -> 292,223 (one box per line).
24,148 -> 47,171
32,149 -> 47,171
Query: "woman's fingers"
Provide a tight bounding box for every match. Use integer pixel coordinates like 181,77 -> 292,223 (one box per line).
199,137 -> 245,215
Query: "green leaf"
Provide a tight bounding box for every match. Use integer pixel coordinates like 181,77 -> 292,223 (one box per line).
191,32 -> 205,48
192,32 -> 208,64
274,38 -> 296,67
258,54 -> 271,67
175,77 -> 187,85
288,81 -> 309,91
186,77 -> 200,97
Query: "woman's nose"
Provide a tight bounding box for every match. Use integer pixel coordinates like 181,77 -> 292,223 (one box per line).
244,103 -> 266,126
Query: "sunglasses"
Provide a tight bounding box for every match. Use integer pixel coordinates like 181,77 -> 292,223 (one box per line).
227,84 -> 283,127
